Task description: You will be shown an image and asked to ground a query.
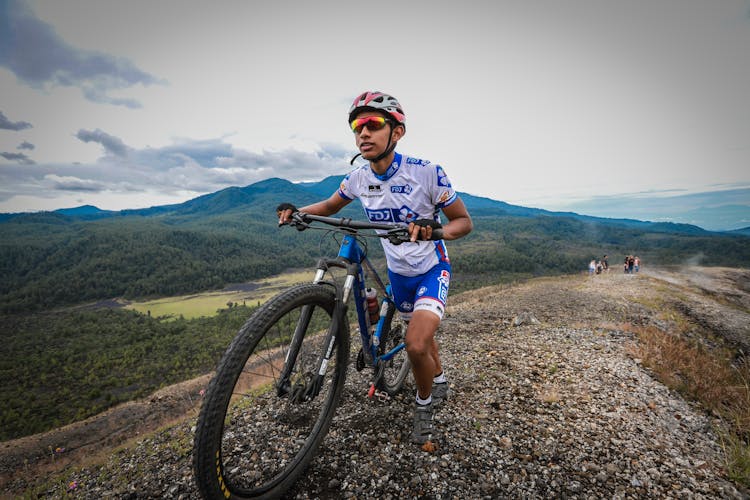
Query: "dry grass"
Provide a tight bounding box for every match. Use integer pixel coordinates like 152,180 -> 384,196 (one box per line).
624,323 -> 750,486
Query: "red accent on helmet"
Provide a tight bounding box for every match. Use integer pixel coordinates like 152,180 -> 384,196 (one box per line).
348,91 -> 406,127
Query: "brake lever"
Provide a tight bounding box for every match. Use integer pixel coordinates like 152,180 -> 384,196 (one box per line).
385,228 -> 410,245
285,212 -> 310,231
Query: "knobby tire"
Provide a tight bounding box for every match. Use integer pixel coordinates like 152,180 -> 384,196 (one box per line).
193,283 -> 349,499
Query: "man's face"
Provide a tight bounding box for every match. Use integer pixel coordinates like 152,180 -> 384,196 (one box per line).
352,111 -> 402,161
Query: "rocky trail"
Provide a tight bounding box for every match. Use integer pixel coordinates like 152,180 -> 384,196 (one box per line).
2,266 -> 749,498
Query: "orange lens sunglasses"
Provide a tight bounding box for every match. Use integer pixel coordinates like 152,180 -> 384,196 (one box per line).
350,116 -> 390,134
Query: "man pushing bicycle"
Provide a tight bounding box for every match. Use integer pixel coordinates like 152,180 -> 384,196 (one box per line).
277,91 -> 473,445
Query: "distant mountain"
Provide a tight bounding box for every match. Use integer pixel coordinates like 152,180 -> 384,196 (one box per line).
55,205 -> 113,217
2,175 -> 749,314
0,176 -> 719,236
555,187 -> 750,232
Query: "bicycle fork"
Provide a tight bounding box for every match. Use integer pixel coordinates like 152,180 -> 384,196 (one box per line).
276,260 -> 351,403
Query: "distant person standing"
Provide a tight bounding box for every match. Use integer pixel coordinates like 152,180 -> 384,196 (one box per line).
602,255 -> 609,272
589,259 -> 596,275
634,256 -> 640,273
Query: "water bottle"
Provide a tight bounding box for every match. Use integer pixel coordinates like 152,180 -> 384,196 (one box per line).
365,287 -> 379,325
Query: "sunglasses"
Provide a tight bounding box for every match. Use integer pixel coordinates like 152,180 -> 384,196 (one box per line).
350,116 -> 390,134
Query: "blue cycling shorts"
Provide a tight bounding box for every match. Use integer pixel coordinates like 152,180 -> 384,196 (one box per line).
388,261 -> 451,321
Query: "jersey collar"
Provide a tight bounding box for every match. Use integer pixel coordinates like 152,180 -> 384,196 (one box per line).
371,152 -> 401,181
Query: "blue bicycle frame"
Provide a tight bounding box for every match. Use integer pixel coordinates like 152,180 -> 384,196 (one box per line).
312,231 -> 405,369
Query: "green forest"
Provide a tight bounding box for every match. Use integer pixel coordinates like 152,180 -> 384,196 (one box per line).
0,305 -> 254,440
2,180 -> 749,440
3,211 -> 749,314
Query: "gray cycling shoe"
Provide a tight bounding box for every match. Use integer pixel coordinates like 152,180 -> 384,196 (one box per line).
431,381 -> 450,407
411,402 -> 435,444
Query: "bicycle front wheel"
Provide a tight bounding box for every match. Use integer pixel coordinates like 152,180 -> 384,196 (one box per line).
193,283 -> 349,499
374,302 -> 411,396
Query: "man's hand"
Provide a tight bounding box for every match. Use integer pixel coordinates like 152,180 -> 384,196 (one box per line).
408,219 -> 442,242
276,202 -> 297,226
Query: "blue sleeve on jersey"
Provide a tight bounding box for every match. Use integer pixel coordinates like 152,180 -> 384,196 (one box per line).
437,193 -> 458,209
434,164 -> 457,208
338,171 -> 356,201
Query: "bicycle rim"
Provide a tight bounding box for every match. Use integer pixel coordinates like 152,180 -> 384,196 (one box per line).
375,304 -> 411,395
193,283 -> 348,499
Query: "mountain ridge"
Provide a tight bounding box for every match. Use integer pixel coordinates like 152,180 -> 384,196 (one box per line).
1,175 -> 748,314
0,175 -> 724,235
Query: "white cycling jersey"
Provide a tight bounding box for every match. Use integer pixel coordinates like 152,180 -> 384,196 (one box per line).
338,152 -> 458,277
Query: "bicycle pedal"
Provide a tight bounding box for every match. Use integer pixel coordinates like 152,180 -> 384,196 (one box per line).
375,389 -> 390,402
367,384 -> 390,402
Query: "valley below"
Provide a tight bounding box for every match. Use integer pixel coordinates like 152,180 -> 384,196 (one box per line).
2,265 -> 750,497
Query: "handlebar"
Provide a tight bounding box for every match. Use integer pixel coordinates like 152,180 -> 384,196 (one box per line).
284,212 -> 443,244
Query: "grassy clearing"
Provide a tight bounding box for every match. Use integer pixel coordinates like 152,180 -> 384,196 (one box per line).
624,322 -> 750,488
125,270 -> 311,319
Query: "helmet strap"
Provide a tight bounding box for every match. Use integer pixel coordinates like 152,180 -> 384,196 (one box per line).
371,124 -> 398,163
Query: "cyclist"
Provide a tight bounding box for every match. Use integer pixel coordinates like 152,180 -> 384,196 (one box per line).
277,91 -> 473,446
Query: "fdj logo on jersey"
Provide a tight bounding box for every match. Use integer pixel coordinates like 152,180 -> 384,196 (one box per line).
366,205 -> 420,223
391,184 -> 413,195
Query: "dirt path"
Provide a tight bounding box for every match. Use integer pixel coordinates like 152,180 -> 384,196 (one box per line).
2,266 -> 748,496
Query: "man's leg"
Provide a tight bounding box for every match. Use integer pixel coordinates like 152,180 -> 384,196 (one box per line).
406,310 -> 441,444
405,310 -> 441,400
430,336 -> 442,377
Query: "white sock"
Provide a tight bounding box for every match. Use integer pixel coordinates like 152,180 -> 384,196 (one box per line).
433,371 -> 447,384
416,393 -> 432,406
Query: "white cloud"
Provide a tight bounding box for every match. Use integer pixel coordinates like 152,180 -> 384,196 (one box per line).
0,0 -> 164,108
0,0 -> 747,226
0,135 -> 354,211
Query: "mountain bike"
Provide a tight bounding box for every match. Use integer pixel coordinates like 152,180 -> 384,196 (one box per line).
193,212 -> 442,499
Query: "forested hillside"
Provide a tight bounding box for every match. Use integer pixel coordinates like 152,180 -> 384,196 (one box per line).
2,176 -> 749,439
2,176 -> 748,314
0,305 -> 255,440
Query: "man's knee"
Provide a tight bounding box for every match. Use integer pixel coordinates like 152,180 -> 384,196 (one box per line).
406,334 -> 431,358
405,312 -> 440,357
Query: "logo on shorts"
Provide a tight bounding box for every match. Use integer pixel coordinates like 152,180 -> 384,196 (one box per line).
438,270 -> 450,286
438,270 -> 450,301
400,301 -> 414,311
417,286 -> 428,297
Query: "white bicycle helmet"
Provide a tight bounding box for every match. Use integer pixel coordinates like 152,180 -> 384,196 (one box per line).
348,91 -> 406,127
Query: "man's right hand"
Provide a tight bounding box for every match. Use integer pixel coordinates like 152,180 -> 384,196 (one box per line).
276,202 -> 297,226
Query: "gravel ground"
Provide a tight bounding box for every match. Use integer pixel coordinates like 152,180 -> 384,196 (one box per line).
6,268 -> 747,499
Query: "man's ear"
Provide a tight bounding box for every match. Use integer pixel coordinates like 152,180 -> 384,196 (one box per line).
391,124 -> 405,142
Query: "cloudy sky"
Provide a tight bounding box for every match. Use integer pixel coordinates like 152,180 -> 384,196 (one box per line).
1,0 -> 749,229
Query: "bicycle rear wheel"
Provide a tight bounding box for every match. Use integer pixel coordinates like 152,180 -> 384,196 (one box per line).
374,302 -> 411,396
193,283 -> 349,499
